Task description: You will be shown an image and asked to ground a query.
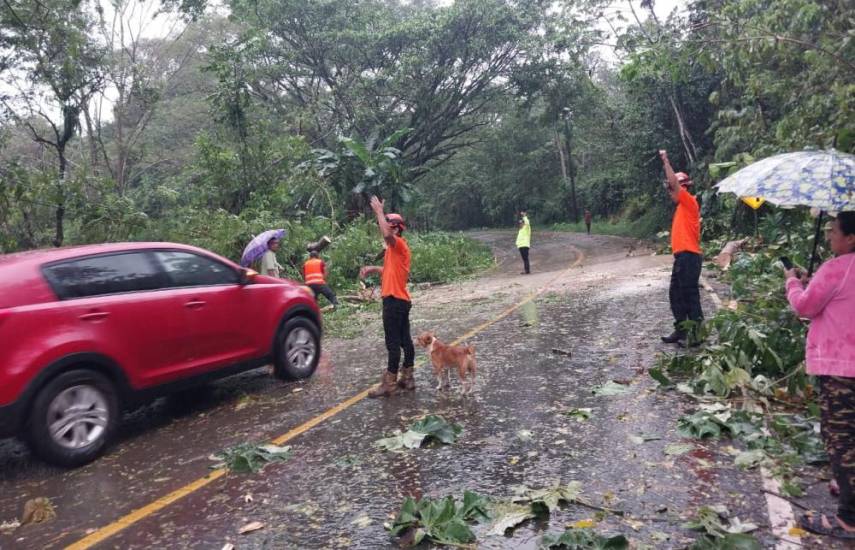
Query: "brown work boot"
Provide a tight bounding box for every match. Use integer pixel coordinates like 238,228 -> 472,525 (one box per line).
397,367 -> 416,391
368,371 -> 398,398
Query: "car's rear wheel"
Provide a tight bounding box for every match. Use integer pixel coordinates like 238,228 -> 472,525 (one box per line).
273,317 -> 320,381
26,369 -> 119,467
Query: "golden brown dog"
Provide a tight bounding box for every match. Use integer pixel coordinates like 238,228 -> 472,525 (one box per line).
416,332 -> 477,394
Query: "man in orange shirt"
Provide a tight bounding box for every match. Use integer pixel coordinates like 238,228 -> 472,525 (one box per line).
359,195 -> 415,397
659,150 -> 703,346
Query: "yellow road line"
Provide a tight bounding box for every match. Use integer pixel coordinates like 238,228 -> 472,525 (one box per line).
66,245 -> 585,550
65,470 -> 227,550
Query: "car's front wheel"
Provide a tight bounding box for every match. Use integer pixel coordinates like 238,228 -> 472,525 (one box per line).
26,369 -> 119,467
273,317 -> 320,381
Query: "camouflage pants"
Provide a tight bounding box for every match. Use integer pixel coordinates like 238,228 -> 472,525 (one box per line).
819,376 -> 855,523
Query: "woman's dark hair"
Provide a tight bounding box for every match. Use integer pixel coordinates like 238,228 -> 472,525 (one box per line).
838,211 -> 855,236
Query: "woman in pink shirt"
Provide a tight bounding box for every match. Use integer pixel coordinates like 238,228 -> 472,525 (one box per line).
786,211 -> 855,539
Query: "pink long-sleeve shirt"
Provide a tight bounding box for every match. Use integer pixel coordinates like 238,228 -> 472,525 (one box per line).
786,253 -> 855,377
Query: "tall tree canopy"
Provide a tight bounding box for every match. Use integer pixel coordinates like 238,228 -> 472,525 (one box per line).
0,0 -> 852,253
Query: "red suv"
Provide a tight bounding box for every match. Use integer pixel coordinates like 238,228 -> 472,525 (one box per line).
0,242 -> 322,467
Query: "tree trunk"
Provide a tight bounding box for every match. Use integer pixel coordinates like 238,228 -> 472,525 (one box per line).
561,119 -> 579,223
555,129 -> 579,223
83,107 -> 100,175
568,159 -> 578,223
54,151 -> 67,247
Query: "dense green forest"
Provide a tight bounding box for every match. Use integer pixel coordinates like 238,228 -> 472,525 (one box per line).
1,0 -> 852,260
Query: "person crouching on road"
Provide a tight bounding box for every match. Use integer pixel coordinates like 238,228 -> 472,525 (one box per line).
517,209 -> 531,274
658,150 -> 703,346
303,250 -> 338,308
359,196 -> 415,398
786,212 -> 855,540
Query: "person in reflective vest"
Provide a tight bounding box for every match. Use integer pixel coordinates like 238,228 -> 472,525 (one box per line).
303,250 -> 338,307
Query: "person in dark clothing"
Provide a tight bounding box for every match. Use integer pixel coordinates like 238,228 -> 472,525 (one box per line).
658,150 -> 703,346
303,250 -> 338,307
584,210 -> 592,234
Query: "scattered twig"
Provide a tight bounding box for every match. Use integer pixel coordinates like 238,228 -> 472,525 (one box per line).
575,498 -> 625,517
762,489 -> 810,511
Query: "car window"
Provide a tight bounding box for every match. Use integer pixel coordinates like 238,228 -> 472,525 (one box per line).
44,252 -> 165,299
155,251 -> 240,287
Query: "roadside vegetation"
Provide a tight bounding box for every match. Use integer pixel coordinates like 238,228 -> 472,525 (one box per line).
652,213 -> 831,500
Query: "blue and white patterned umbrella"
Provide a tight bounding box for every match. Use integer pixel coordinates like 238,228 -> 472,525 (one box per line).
716,150 -> 855,212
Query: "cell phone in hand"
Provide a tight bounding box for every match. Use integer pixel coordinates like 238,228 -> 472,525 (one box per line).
780,256 -> 793,270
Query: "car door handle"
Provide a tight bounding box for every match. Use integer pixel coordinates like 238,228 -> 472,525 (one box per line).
184,300 -> 206,309
79,311 -> 110,321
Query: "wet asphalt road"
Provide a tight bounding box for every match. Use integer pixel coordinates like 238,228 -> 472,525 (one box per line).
0,231 -> 836,549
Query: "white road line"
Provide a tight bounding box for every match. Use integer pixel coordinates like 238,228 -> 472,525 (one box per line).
761,467 -> 802,549
701,275 -> 800,549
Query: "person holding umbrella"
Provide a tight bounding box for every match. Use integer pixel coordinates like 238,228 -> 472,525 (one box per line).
359,196 -> 415,398
241,229 -> 286,277
260,237 -> 284,278
786,211 -> 855,539
714,148 -> 855,539
659,150 -> 704,346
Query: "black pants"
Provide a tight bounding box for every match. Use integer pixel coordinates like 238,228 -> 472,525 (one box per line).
382,297 -> 414,374
585,221 -> 591,234
819,376 -> 855,524
519,247 -> 530,274
309,284 -> 338,306
669,252 -> 703,331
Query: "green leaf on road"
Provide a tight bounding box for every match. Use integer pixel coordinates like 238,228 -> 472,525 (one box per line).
542,529 -> 629,549
649,366 -> 674,387
664,443 -> 695,456
485,501 -> 537,536
212,442 -> 292,473
564,408 -> 593,422
734,449 -> 766,469
461,491 -> 491,522
389,493 -> 481,546
677,411 -> 725,439
592,381 -> 631,396
375,415 -> 462,451
511,481 -> 584,514
375,429 -> 426,451
410,415 -> 463,444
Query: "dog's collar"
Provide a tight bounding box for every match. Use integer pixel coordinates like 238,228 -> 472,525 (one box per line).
428,336 -> 436,354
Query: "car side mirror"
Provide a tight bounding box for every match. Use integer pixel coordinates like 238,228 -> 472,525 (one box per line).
239,268 -> 257,285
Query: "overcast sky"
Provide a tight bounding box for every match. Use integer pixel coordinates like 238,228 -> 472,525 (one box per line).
132,0 -> 688,42
2,0 -> 687,122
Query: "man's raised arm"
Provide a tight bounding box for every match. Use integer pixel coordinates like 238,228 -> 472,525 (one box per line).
659,150 -> 681,203
370,195 -> 396,247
